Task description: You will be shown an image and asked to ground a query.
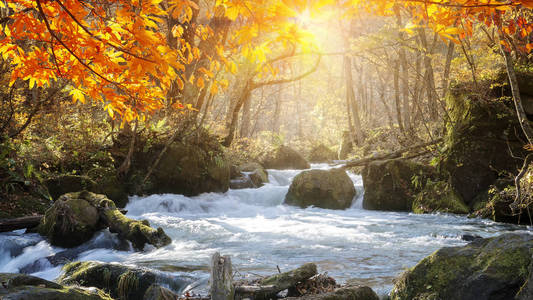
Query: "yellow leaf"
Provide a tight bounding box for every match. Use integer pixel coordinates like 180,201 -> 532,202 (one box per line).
172,25 -> 184,37
70,89 -> 86,103
197,76 -> 205,89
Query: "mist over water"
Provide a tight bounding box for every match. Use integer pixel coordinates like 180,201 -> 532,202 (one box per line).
0,164 -> 529,295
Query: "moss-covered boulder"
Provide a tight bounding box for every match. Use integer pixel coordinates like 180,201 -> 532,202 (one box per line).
472,184 -> 533,225
59,261 -> 190,300
391,233 -> 533,300
412,180 -> 469,214
285,169 -> 356,209
38,191 -> 170,249
241,162 -> 269,187
439,86 -> 528,207
0,273 -> 112,300
146,142 -> 230,195
37,192 -> 103,247
230,162 -> 269,189
308,144 -> 337,163
110,128 -> 230,197
263,145 -> 310,170
45,175 -> 97,201
362,159 -> 436,211
44,173 -> 129,208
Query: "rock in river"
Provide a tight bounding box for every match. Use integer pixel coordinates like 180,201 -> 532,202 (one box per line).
285,168 -> 356,209
391,233 -> 533,300
0,273 -> 112,300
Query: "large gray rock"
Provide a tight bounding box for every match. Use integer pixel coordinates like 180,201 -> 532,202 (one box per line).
391,233 -> 533,300
362,159 -> 436,211
59,261 -> 191,300
285,169 -> 356,210
263,146 -> 310,170
0,273 -> 112,300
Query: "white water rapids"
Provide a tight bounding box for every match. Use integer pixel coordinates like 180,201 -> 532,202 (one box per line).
0,164 -> 530,296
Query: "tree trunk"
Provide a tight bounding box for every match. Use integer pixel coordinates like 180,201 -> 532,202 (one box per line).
239,94 -> 251,138
393,60 -> 404,132
344,56 -> 363,144
395,6 -> 410,130
0,216 -> 42,232
442,40 -> 455,98
499,33 -> 533,145
418,27 -> 439,120
223,82 -> 252,147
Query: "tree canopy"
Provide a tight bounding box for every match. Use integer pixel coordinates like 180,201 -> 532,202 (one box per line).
1,0 -> 532,123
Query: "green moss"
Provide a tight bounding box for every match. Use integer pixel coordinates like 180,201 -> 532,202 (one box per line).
391,233 -> 533,300
104,208 -> 171,250
117,271 -> 139,300
412,180 -> 469,214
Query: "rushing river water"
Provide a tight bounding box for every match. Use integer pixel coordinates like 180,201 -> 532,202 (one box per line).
0,164 -> 530,296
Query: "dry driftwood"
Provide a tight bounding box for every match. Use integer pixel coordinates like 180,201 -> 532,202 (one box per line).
341,138 -> 442,169
235,263 -> 318,300
210,252 -> 235,300
0,215 -> 42,232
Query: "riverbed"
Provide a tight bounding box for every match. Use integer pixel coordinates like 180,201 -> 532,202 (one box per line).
0,164 -> 529,296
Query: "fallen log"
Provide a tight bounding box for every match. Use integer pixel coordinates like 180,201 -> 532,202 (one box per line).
0,215 -> 42,232
0,208 -> 128,234
235,263 -> 318,300
341,138 -> 442,169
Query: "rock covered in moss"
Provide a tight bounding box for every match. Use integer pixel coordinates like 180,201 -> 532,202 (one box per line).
0,273 -> 112,300
37,192 -> 104,247
440,87 -> 528,206
412,180 -> 469,214
143,284 -> 180,300
362,159 -> 436,211
308,144 -> 337,163
472,184 -> 533,225
285,169 -> 355,210
59,261 -> 190,300
263,146 -> 310,170
244,162 -> 269,187
391,233 -> 533,300
38,191 -> 170,249
44,173 -> 129,208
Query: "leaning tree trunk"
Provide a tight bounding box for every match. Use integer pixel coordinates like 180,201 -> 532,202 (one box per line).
223,83 -> 252,147
239,95 -> 251,138
499,33 -> 533,145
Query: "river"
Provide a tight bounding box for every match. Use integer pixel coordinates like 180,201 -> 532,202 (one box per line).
0,164 -> 530,296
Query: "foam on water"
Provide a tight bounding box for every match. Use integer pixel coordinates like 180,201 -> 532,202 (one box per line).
0,164 -> 529,295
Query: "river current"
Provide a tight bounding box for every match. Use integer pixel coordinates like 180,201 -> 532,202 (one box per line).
0,164 -> 530,296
